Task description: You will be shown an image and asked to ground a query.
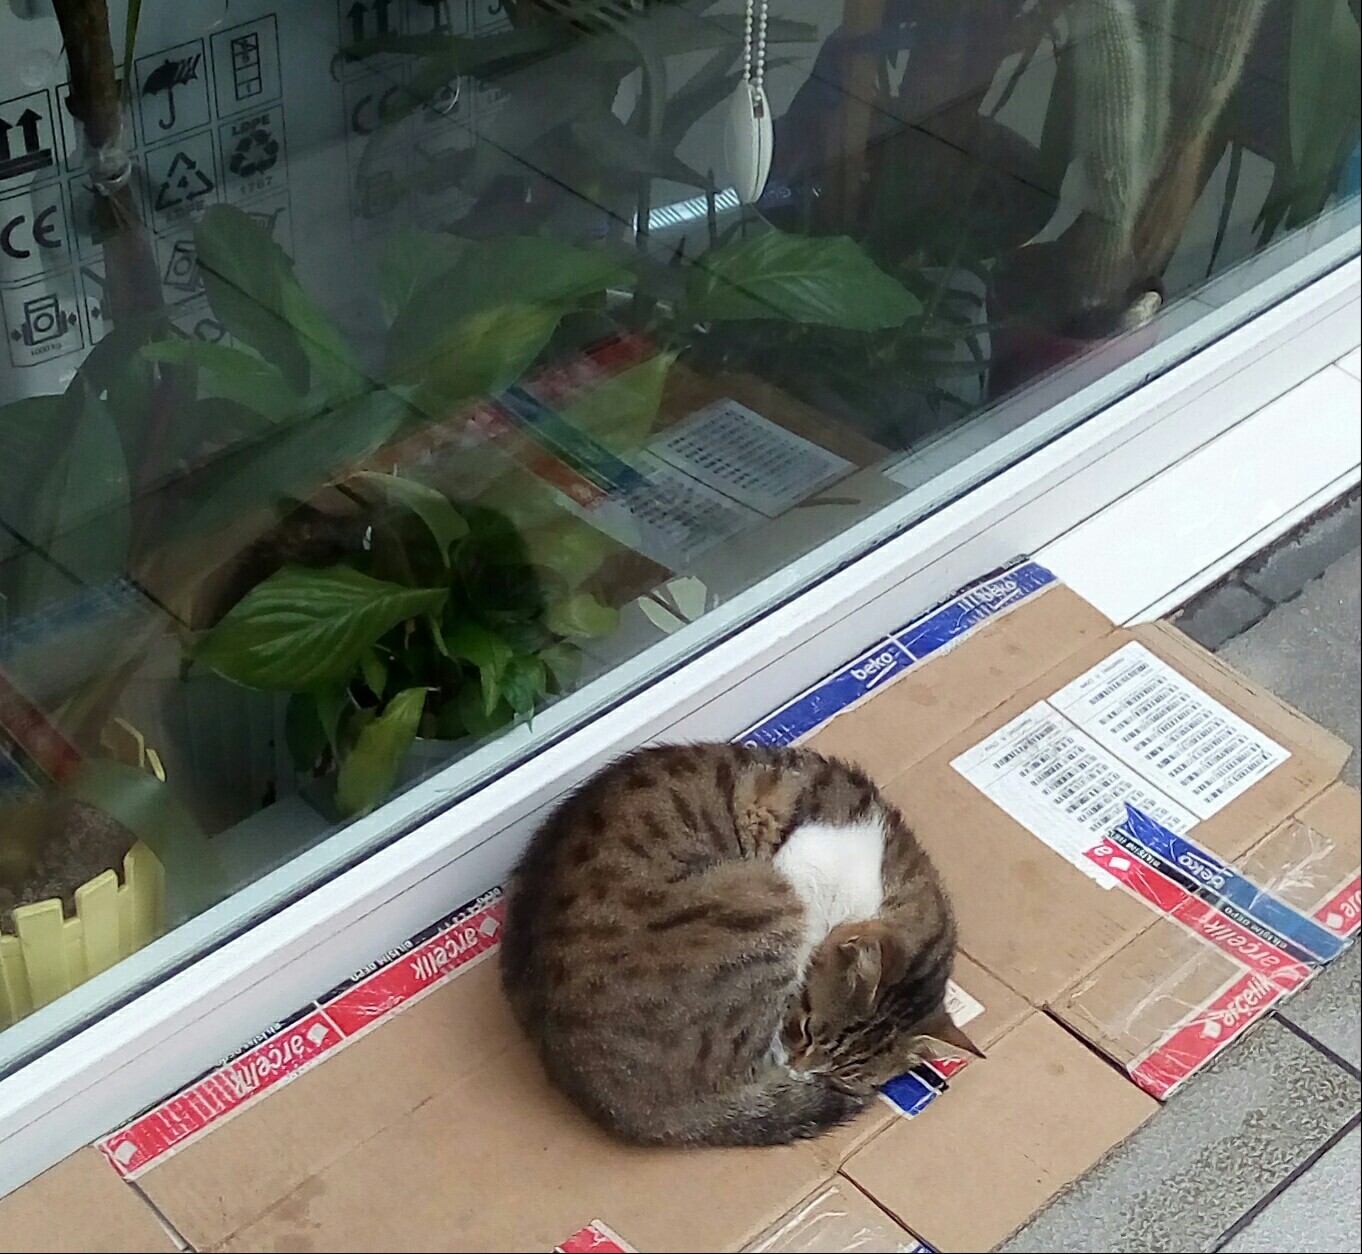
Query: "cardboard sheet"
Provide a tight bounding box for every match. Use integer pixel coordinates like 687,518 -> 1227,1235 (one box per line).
5,560 -> 1357,1252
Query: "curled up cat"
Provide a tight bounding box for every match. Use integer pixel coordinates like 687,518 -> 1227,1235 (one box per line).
500,743 -> 979,1148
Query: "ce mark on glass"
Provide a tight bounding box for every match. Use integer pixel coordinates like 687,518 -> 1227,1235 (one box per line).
0,184 -> 72,285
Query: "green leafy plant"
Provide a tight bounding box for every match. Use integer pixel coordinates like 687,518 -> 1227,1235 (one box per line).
159,199 -> 922,817
199,505 -> 614,818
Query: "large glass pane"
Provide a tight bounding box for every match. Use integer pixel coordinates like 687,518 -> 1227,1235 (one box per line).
0,0 -> 1357,1064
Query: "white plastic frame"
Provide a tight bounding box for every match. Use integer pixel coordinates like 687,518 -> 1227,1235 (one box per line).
0,239 -> 1358,1198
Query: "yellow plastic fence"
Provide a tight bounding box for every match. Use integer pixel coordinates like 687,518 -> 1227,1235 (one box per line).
0,842 -> 164,1029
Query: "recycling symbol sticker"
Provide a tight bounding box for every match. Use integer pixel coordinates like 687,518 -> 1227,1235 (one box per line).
230,126 -> 278,178
220,106 -> 286,202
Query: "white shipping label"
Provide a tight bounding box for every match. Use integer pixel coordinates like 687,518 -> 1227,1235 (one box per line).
645,398 -> 852,518
944,980 -> 984,1027
1049,641 -> 1290,820
953,703 -> 1198,888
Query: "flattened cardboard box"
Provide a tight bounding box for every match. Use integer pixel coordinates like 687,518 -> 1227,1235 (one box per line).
17,561 -> 1353,1253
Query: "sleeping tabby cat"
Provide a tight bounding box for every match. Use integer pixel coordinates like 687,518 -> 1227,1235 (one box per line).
500,743 -> 977,1147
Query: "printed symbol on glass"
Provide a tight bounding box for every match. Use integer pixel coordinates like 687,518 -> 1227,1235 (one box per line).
1,200 -> 65,268
11,291 -> 77,347
229,32 -> 265,101
345,0 -> 395,42
155,150 -> 214,212
229,126 -> 279,178
161,238 -> 202,302
0,97 -> 55,183
415,0 -> 453,32
78,262 -> 108,340
190,315 -> 226,342
357,168 -> 400,218
141,53 -> 204,132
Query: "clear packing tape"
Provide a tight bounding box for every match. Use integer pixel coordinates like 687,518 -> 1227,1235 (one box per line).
746,1181 -> 932,1254
1056,794 -> 1360,1099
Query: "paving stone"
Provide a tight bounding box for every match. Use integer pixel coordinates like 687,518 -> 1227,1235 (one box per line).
1000,1020 -> 1361,1253
1279,944 -> 1362,1073
1220,548 -> 1361,790
1173,581 -> 1272,651
1242,492 -> 1361,606
1220,1125 -> 1362,1253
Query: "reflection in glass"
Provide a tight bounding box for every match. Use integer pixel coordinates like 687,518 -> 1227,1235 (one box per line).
0,0 -> 1357,1041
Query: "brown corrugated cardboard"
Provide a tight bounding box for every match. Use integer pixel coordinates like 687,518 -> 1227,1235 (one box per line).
8,560 -> 1357,1252
0,1148 -> 174,1253
744,1179 -> 920,1252
841,1013 -> 1158,1253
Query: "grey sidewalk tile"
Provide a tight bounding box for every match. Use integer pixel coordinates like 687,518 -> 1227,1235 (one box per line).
1219,547 -> 1361,789
1174,582 -> 1273,651
1280,945 -> 1362,1073
999,1020 -> 1361,1254
1220,1124 -> 1362,1253
1241,495 -> 1361,607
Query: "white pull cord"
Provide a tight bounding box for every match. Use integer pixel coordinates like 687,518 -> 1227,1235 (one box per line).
726,0 -> 773,203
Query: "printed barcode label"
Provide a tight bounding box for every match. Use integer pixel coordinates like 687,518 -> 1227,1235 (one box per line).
1049,642 -> 1289,819
953,703 -> 1198,887
647,399 -> 851,518
614,453 -> 764,566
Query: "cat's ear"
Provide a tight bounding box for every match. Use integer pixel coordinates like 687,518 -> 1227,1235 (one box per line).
838,924 -> 908,1012
915,1007 -> 985,1060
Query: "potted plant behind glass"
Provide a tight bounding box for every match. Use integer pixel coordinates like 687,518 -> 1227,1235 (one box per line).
985,0 -> 1272,399
175,196 -> 927,817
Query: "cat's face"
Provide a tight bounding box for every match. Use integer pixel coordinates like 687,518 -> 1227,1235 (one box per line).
780,920 -> 971,1091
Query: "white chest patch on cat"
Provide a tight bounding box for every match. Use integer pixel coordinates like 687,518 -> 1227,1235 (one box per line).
773,814 -> 887,958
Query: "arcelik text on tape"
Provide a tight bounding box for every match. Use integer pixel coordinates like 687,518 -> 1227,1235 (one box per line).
97,892 -> 504,1178
1091,806 -> 1356,1098
1130,968 -> 1284,1098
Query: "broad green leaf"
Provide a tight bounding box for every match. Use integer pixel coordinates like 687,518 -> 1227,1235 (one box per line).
560,351 -> 674,453
380,228 -> 467,322
500,618 -> 552,655
502,655 -> 548,721
444,620 -> 512,715
540,642 -> 581,693
0,392 -> 130,607
336,687 -> 427,816
316,685 -> 349,752
280,281 -> 367,401
195,204 -> 310,391
197,565 -> 448,691
351,471 -> 468,562
286,691 -> 329,772
360,648 -> 388,699
1285,0 -> 1361,226
688,232 -> 923,329
408,304 -> 564,410
64,759 -> 221,923
169,385 -> 411,537
143,338 -> 303,421
195,205 -> 364,402
524,519 -> 613,587
389,236 -> 629,378
456,682 -> 514,740
545,591 -> 618,640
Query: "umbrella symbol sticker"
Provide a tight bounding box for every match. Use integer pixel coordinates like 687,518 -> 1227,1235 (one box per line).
141,52 -> 204,131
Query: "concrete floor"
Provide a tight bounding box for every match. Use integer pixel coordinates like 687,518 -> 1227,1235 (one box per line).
1003,502 -> 1362,1254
